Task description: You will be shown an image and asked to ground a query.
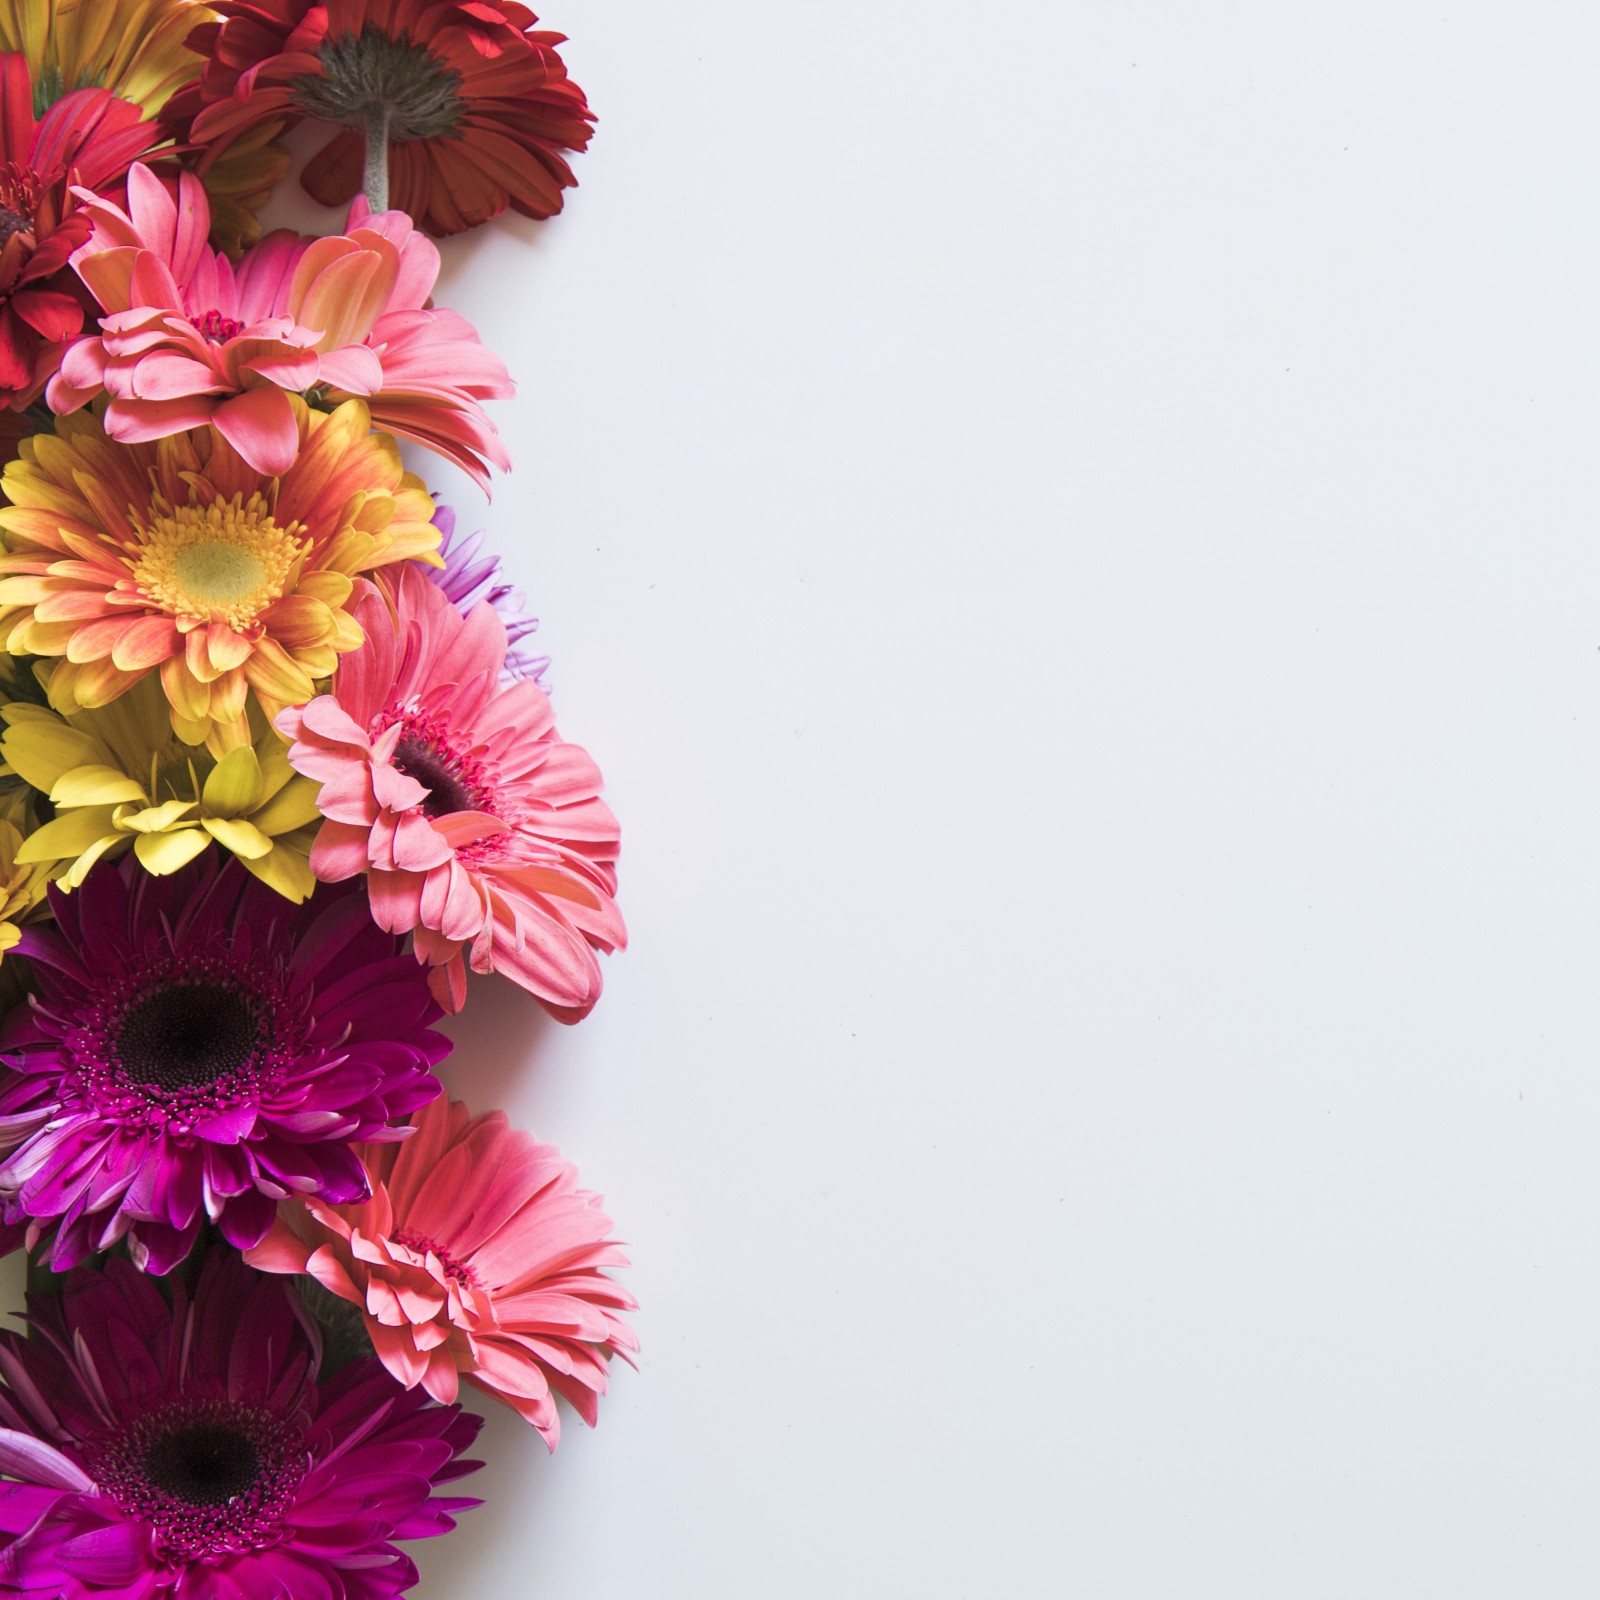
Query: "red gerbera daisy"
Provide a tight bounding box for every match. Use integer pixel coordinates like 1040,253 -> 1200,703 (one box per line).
0,53 -> 160,406
170,0 -> 596,237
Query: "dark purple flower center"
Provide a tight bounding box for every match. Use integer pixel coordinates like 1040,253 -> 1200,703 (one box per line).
115,981 -> 263,1092
190,309 -> 245,343
292,26 -> 464,141
392,733 -> 479,818
145,1424 -> 261,1506
91,1398 -> 306,1561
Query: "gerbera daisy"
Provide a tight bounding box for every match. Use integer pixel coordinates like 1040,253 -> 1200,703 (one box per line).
0,1252 -> 482,1598
51,165 -> 513,486
251,1093 -> 637,1446
424,500 -> 548,685
279,563 -> 625,1017
0,850 -> 450,1272
0,399 -> 441,741
0,674 -> 321,898
0,53 -> 160,409
171,0 -> 595,236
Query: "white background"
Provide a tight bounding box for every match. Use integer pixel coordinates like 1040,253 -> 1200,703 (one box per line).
28,1 -> 1600,1595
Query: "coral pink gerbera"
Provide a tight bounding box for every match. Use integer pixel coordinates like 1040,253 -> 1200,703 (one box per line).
278,565 -> 625,1018
47,162 -> 512,485
0,54 -> 160,409
248,1094 -> 638,1447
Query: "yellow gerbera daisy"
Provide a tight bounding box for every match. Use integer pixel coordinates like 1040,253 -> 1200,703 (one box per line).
0,399 -> 442,743
0,675 -> 320,899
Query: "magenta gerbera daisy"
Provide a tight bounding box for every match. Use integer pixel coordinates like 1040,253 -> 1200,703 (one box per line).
0,850 -> 451,1273
0,1252 -> 482,1598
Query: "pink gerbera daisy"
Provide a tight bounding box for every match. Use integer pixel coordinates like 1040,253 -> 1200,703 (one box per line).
46,162 -> 513,484
248,1094 -> 638,1447
278,565 -> 625,1018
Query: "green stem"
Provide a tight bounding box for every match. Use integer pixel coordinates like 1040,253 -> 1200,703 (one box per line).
362,103 -> 391,212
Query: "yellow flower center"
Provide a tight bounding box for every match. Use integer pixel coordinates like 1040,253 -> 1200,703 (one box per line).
133,494 -> 306,631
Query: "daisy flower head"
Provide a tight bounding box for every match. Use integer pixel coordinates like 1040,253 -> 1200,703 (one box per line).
427,500 -> 548,686
0,674 -> 321,898
0,849 -> 451,1272
279,563 -> 625,1018
250,1094 -> 638,1446
50,164 -> 514,486
0,398 -> 442,742
0,1252 -> 482,1598
0,52 -> 161,409
172,0 -> 596,236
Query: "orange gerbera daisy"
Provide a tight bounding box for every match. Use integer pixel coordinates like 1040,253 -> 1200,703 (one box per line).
169,0 -> 595,236
0,400 -> 441,741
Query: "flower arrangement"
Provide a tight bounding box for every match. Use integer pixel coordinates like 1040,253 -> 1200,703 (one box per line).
0,2 -> 634,1591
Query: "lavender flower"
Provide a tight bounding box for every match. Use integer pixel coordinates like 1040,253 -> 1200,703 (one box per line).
425,503 -> 551,687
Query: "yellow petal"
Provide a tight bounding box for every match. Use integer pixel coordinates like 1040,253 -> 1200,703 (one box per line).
241,840 -> 316,902
17,807 -> 120,862
117,798 -> 198,834
134,827 -> 210,874
201,816 -> 272,860
249,774 -> 323,836
50,764 -> 150,807
201,746 -> 267,817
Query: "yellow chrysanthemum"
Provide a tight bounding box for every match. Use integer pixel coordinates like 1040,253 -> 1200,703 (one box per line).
0,675 -> 320,900
0,399 -> 442,744
0,0 -> 206,116
0,811 -> 49,956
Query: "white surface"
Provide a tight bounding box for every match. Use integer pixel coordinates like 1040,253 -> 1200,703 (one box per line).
48,2 -> 1600,1594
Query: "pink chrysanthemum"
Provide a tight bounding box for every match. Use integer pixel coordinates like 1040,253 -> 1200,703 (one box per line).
249,1094 -> 638,1447
47,162 -> 513,484
0,1253 -> 481,1598
278,565 -> 625,1018
0,851 -> 451,1273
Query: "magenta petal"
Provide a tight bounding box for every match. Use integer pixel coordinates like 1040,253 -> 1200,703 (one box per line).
0,1430 -> 94,1491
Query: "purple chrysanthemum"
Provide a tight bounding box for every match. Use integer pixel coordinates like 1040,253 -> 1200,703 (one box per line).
422,502 -> 551,687
0,852 -> 451,1273
0,1252 -> 482,1598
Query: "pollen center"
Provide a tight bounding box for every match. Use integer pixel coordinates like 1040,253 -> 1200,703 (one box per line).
145,1425 -> 261,1507
0,161 -> 41,246
133,493 -> 306,630
293,26 -> 465,141
115,981 -> 263,1092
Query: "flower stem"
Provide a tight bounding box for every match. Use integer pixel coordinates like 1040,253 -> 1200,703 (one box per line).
362,103 -> 391,212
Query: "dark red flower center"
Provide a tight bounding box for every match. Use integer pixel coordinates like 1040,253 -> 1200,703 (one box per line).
145,1424 -> 261,1506
191,309 -> 245,343
115,980 -> 263,1092
56,957 -> 290,1132
394,1225 -> 478,1287
91,1398 -> 306,1561
0,163 -> 42,248
292,26 -> 465,141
